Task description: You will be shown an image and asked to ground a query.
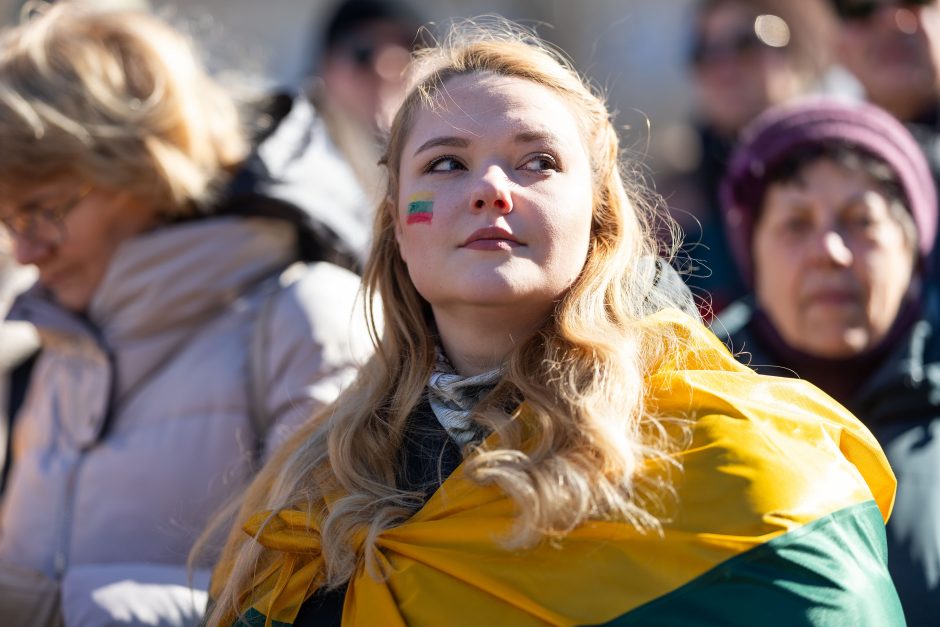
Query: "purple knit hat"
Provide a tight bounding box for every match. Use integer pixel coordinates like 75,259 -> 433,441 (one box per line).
720,96 -> 938,286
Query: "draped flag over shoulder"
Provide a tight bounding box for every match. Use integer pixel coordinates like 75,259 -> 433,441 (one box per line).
223,310 -> 903,627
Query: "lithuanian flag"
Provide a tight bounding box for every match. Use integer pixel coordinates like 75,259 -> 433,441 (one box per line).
225,311 -> 902,626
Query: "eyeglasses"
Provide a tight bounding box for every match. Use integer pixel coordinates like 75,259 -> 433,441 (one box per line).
835,0 -> 935,21
0,185 -> 92,245
690,30 -> 771,66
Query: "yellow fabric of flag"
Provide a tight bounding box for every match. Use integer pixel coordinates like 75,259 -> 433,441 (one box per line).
225,310 -> 897,627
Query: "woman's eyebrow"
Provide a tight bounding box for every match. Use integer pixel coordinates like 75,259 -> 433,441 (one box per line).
412,130 -> 559,157
413,136 -> 470,156
837,191 -> 877,213
514,130 -> 558,145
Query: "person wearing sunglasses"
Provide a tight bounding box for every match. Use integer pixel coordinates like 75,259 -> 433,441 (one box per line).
829,1 -> 940,269
245,0 -> 426,272
656,0 -> 835,322
832,0 -> 940,122
0,5 -> 371,626
313,0 -> 425,219
318,0 -> 422,136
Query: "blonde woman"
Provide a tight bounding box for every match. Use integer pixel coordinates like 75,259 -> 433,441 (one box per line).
0,5 -> 370,626
206,23 -> 902,627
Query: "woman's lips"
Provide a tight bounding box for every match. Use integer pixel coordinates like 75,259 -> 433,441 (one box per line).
461,226 -> 523,250
804,290 -> 859,307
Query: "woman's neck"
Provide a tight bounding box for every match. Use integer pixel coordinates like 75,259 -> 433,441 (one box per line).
432,303 -> 549,376
751,285 -> 924,407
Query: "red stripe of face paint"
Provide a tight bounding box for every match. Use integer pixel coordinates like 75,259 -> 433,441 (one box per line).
407,213 -> 433,225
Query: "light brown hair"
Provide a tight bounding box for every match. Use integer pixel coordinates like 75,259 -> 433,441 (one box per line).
0,3 -> 247,213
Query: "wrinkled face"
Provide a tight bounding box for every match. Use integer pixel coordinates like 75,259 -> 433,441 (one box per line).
692,2 -> 803,136
836,1 -> 940,119
1,180 -> 156,313
394,73 -> 594,325
753,158 -> 916,358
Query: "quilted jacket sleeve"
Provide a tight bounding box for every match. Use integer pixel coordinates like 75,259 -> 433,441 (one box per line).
255,262 -> 373,458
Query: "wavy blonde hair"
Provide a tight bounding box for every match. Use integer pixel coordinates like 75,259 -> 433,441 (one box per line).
204,20 -> 694,625
0,3 -> 246,213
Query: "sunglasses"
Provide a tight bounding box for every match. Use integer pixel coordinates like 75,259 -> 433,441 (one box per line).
334,35 -> 413,70
689,30 -> 773,66
836,0 -> 935,21
345,44 -> 377,68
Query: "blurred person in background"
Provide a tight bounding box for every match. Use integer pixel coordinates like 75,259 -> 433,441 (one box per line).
0,4 -> 370,626
657,0 -> 834,319
249,0 -> 425,266
827,0 -> 940,275
316,0 -> 422,149
716,97 -> 939,626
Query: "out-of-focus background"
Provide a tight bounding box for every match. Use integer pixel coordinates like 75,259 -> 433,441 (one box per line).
0,0 -> 861,319
0,0 -> 714,168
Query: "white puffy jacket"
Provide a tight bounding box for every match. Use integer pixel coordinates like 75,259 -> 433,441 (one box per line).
0,216 -> 371,625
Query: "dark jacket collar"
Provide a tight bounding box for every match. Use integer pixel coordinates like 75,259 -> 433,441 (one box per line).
713,288 -> 940,426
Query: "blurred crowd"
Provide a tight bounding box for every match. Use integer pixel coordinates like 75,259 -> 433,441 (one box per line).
0,0 -> 938,625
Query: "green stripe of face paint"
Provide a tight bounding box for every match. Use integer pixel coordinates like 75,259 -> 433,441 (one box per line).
597,501 -> 903,627
408,200 -> 433,214
407,200 -> 433,224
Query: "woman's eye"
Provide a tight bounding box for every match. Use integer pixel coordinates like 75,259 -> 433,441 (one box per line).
521,154 -> 558,172
847,216 -> 876,230
843,208 -> 878,230
779,217 -> 812,235
426,156 -> 465,173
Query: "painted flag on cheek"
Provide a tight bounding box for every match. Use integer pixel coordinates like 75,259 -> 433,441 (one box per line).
407,192 -> 434,225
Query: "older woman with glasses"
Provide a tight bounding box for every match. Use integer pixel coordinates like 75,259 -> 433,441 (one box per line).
716,97 -> 939,626
0,5 -> 369,626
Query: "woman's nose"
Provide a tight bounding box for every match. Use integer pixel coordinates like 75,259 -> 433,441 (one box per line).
470,166 -> 513,214
12,234 -> 52,266
814,230 -> 854,267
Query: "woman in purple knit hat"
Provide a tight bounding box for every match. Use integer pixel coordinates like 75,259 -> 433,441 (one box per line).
715,96 -> 939,626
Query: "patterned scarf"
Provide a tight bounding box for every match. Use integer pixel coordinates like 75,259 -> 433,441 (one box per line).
426,348 -> 502,447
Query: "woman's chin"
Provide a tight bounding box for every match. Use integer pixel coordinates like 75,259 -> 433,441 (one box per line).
421,272 -> 556,308
798,328 -> 874,360
48,286 -> 92,314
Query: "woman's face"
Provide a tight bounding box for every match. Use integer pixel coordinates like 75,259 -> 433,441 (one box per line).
395,73 -> 594,326
752,157 -> 916,358
693,2 -> 803,136
2,180 -> 156,313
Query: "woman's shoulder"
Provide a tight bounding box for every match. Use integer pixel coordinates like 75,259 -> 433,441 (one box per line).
255,261 -> 372,371
642,308 -> 895,527
631,369 -> 902,626
265,261 -> 366,335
